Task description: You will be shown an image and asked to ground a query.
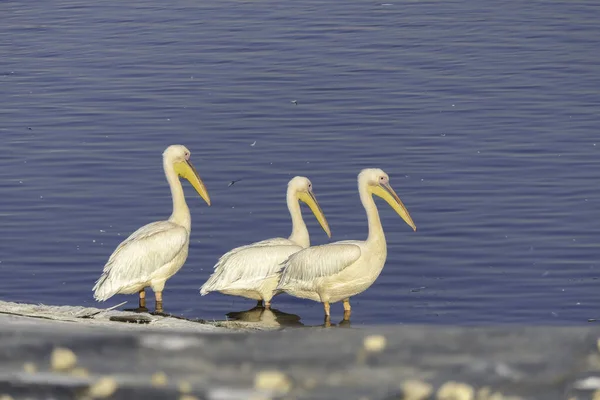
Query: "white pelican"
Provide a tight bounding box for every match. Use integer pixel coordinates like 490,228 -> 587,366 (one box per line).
93,145 -> 211,314
276,168 -> 416,321
200,176 -> 331,308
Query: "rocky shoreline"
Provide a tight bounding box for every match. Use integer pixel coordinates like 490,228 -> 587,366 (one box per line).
1,300 -> 600,399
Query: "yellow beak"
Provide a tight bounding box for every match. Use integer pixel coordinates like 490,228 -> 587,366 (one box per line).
371,182 -> 416,231
174,160 -> 211,206
298,191 -> 332,238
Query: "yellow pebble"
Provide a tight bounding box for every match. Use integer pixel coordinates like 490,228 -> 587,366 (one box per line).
437,381 -> 474,400
254,370 -> 292,393
51,347 -> 77,372
178,380 -> 192,393
23,362 -> 37,374
476,387 -> 491,400
593,390 -> 600,400
88,376 -> 118,398
0,395 -> 14,400
70,367 -> 89,378
363,335 -> 387,353
402,379 -> 433,400
179,396 -> 198,400
151,372 -> 168,387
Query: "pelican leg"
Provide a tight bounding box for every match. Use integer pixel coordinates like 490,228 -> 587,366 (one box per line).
154,291 -> 164,314
343,298 -> 351,312
264,301 -> 271,310
323,301 -> 330,316
343,298 -> 352,321
342,298 -> 351,311
139,289 -> 147,309
124,289 -> 149,313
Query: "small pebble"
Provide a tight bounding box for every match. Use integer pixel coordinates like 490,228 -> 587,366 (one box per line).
151,372 -> 168,387
23,362 -> 37,374
0,395 -> 14,400
254,370 -> 292,393
71,367 -> 90,378
437,381 -> 474,400
88,376 -> 118,398
476,387 -> 491,400
363,334 -> 387,352
178,380 -> 192,393
51,347 -> 77,372
402,379 -> 433,400
179,396 -> 199,400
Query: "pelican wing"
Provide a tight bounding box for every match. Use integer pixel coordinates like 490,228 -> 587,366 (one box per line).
277,243 -> 362,289
200,238 -> 301,294
93,221 -> 188,300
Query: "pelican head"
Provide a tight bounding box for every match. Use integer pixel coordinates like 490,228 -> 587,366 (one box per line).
289,176 -> 331,238
164,145 -> 211,206
360,168 -> 416,231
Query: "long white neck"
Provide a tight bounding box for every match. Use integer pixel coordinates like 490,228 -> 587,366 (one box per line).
164,159 -> 191,231
287,191 -> 310,248
359,181 -> 385,246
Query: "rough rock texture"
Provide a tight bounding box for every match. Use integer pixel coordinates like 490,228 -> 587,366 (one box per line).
0,300 -> 278,332
2,301 -> 600,399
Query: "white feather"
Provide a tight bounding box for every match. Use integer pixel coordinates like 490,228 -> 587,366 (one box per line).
93,221 -> 188,301
200,238 -> 301,298
276,242 -> 361,292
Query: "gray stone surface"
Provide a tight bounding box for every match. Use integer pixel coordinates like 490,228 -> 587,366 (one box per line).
2,301 -> 600,399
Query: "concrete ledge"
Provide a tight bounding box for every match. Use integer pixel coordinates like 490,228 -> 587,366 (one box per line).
1,301 -> 600,399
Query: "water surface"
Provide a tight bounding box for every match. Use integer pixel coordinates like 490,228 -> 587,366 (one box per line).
2,1 -> 600,326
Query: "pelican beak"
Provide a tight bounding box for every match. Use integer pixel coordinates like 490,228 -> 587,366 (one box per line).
174,160 -> 211,206
298,191 -> 332,238
371,182 -> 416,231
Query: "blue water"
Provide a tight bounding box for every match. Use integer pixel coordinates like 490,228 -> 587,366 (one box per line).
1,1 -> 600,327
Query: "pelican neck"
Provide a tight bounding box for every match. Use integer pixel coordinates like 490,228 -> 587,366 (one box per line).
164,159 -> 191,230
359,181 -> 386,244
287,190 -> 309,248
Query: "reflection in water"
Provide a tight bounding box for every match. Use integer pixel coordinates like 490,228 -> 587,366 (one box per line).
323,313 -> 352,329
226,306 -> 353,329
226,306 -> 304,328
